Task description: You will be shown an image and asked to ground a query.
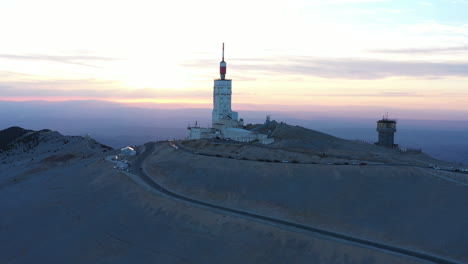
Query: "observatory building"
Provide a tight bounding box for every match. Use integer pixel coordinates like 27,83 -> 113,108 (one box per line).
375,115 -> 397,148
188,44 -> 273,144
212,43 -> 243,129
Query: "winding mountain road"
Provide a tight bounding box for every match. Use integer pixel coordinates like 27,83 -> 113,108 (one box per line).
131,142 -> 461,264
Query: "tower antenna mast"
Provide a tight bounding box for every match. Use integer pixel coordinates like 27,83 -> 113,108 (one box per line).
219,42 -> 227,80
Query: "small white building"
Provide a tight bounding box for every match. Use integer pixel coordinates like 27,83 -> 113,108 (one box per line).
221,128 -> 273,144
188,126 -> 273,144
188,127 -> 215,140
121,146 -> 136,156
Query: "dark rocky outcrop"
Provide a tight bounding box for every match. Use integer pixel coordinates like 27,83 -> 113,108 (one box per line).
0,126 -> 33,151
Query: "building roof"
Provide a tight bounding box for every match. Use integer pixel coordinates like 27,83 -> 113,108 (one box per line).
121,146 -> 135,151
377,119 -> 397,123
223,127 -> 252,133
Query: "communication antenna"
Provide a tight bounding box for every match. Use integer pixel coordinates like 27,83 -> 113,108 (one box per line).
219,42 -> 227,79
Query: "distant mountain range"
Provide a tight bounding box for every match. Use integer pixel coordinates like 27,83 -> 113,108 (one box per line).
1,100 -> 466,164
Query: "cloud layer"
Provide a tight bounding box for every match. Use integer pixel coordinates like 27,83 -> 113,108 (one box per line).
370,45 -> 468,54
183,56 -> 468,80
0,54 -> 118,67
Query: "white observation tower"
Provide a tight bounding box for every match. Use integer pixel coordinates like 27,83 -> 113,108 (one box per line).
187,43 -> 273,144
212,43 -> 243,129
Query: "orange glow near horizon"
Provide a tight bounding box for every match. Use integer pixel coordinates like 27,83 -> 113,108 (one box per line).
112,97 -> 210,105
2,91 -> 468,113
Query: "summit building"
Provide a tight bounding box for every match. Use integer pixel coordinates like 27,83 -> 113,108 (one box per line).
212,43 -> 243,129
188,43 -> 273,144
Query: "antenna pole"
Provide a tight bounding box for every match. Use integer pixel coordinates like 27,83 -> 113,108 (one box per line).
219,42 -> 227,79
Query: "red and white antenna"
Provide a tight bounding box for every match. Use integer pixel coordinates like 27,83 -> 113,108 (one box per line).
220,42 -> 227,80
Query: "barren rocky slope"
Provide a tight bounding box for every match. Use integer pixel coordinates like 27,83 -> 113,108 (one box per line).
145,124 -> 468,263
1,126 -> 466,263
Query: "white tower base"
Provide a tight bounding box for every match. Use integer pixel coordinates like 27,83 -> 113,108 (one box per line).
212,79 -> 243,129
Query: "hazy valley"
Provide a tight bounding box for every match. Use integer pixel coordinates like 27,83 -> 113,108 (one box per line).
1,100 -> 467,165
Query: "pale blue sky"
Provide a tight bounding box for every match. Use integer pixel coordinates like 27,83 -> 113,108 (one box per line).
0,0 -> 467,118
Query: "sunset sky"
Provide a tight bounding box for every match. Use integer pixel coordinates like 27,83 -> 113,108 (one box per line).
1,0 -> 468,119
